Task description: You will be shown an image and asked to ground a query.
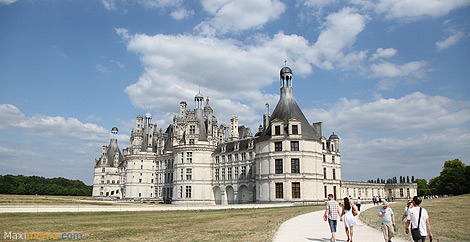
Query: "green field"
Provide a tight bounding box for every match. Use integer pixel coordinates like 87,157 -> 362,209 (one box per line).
0,198 -> 322,242
360,194 -> 470,242
0,195 -> 118,206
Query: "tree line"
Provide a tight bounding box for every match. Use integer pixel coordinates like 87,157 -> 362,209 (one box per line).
367,159 -> 470,196
0,175 -> 92,196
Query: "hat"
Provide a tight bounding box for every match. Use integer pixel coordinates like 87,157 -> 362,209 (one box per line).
383,201 -> 389,206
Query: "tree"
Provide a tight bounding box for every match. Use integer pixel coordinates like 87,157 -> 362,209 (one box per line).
406,176 -> 410,183
437,159 -> 467,195
411,176 -> 415,183
415,179 -> 430,196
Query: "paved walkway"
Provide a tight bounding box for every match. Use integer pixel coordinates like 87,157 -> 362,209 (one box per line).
273,203 -> 410,242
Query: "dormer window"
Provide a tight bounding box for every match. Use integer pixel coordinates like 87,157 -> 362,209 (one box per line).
275,126 -> 281,135
292,125 -> 298,135
221,145 -> 226,153
234,142 -> 239,151
248,140 -> 254,149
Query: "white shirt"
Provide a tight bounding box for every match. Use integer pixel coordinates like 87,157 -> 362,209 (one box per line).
407,206 -> 429,236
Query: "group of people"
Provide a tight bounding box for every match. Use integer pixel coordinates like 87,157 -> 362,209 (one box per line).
324,195 -> 433,242
324,194 -> 358,242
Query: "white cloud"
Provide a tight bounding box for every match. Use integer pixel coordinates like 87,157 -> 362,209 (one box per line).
170,7 -> 194,20
307,7 -> 369,70
436,32 -> 464,51
375,0 -> 470,20
370,48 -> 397,61
0,104 -> 117,142
110,59 -> 125,68
96,64 -> 110,73
196,0 -> 286,36
101,0 -> 117,10
369,61 -> 427,79
305,92 -> 470,133
0,0 -> 18,4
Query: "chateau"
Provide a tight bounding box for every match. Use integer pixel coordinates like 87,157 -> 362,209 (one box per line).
93,66 -> 417,204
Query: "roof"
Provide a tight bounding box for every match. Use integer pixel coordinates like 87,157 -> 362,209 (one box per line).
257,86 -> 320,142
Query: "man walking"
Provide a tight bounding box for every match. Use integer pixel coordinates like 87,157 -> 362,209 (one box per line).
324,194 -> 341,242
356,197 -> 361,211
405,196 -> 433,242
378,201 -> 396,242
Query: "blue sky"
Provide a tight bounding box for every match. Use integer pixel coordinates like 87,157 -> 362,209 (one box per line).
1,0 -> 469,185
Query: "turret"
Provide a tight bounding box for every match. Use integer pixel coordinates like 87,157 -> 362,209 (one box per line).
230,116 -> 239,141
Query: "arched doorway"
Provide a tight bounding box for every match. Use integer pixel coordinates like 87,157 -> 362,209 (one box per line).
213,186 -> 222,205
239,185 -> 249,203
225,186 -> 234,204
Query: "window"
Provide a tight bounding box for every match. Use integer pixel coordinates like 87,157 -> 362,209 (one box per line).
333,169 -> 336,180
228,167 -> 232,180
215,156 -> 219,164
228,155 -> 232,162
275,183 -> 283,199
275,125 -> 281,135
292,182 -> 301,199
187,152 -> 192,163
235,167 -> 239,178
235,154 -> 239,161
139,179 -> 142,183
186,168 -> 192,180
324,186 -> 327,198
275,142 -> 282,151
221,155 -> 225,163
141,165 -> 143,169
185,186 -> 192,198
189,125 -> 195,135
323,155 -> 326,163
241,152 -> 246,161
189,139 -> 195,145
180,168 -> 184,180
332,156 -> 335,163
291,141 -> 299,151
275,159 -> 283,174
292,125 -> 298,135
222,168 -> 226,180
291,159 -> 300,173
322,142 -> 325,150
324,168 -> 327,179
215,168 -> 220,180
241,166 -> 246,179
102,168 -> 105,173
179,186 -> 183,198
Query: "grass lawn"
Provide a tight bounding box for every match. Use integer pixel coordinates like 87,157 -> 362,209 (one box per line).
0,195 -> 118,206
360,194 -> 470,242
0,205 -> 322,241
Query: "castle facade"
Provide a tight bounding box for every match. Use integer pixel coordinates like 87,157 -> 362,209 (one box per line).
93,66 -> 417,204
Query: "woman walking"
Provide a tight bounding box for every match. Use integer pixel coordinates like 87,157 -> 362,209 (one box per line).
340,197 -> 358,242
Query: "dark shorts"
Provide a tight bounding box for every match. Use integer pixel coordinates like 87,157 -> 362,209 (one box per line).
328,218 -> 337,233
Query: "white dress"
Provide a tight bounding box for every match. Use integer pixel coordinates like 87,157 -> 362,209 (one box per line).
343,207 -> 358,227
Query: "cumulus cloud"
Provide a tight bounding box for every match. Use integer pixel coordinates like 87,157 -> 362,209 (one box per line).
436,32 -> 464,51
375,0 -> 470,20
170,7 -> 194,20
0,0 -> 18,4
369,61 -> 427,79
370,48 -> 397,61
305,92 -> 470,133
196,0 -> 286,36
0,104 -> 116,142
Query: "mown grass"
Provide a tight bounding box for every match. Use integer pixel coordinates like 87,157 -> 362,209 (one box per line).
0,205 -> 322,241
360,194 -> 470,242
0,195 -> 117,206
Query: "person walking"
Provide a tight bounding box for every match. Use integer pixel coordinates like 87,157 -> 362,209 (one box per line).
405,196 -> 433,242
378,201 -> 396,242
324,194 -> 342,242
356,197 -> 361,212
340,197 -> 358,242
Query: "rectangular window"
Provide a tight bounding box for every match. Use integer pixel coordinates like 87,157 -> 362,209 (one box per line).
235,154 -> 239,161
275,125 -> 281,135
292,125 -> 298,135
181,168 -> 184,180
323,155 -> 326,163
324,168 -> 327,179
189,125 -> 195,135
189,139 -> 195,145
215,168 -> 220,180
291,141 -> 299,151
222,168 -> 225,180
275,183 -> 283,199
275,159 -> 283,174
241,152 -> 246,161
322,142 -> 325,150
139,179 -> 142,183
275,142 -> 282,151
228,155 -> 232,162
234,166 -> 239,179
179,186 -> 183,198
215,156 -> 219,164
222,155 -> 225,163
186,168 -> 192,180
291,159 -> 300,173
292,182 -> 301,199
228,167 -> 232,180
333,169 -> 336,180
324,186 -> 327,198
241,166 -> 247,179
187,152 -> 192,163
332,156 -> 335,163
400,189 -> 404,197
185,186 -> 192,198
